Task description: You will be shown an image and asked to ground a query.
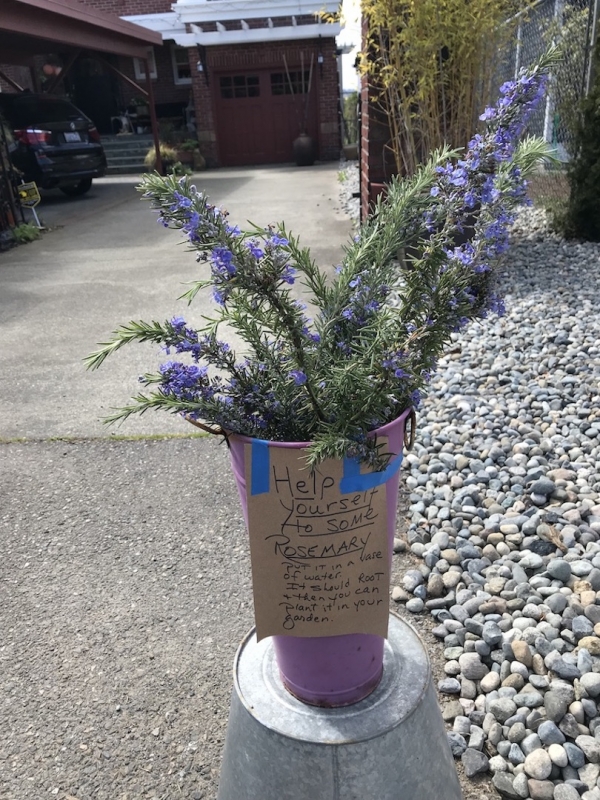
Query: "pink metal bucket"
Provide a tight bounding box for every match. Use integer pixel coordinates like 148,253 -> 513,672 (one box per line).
227,408 -> 412,707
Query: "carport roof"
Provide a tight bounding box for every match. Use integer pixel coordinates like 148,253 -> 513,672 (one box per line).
0,0 -> 162,63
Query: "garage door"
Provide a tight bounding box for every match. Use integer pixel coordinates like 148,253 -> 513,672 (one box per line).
215,68 -> 318,166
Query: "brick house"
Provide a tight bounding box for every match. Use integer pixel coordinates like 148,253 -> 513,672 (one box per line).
125,0 -> 342,166
58,0 -> 342,167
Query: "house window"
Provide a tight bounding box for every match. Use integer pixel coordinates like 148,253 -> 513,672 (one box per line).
133,48 -> 157,81
171,46 -> 192,85
219,75 -> 260,99
271,71 -> 310,96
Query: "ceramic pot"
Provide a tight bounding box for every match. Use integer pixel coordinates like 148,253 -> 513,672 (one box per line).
293,133 -> 315,167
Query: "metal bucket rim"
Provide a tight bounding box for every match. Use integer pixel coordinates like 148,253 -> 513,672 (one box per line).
227,407 -> 412,450
231,610 -> 432,743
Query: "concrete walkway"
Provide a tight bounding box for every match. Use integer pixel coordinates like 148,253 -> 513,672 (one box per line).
0,164 -> 352,440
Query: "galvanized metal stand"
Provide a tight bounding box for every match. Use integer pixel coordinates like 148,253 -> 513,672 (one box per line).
217,611 -> 463,800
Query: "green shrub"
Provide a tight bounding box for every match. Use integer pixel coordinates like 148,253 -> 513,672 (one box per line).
144,143 -> 179,170
171,161 -> 192,177
178,139 -> 201,152
342,92 -> 358,145
144,144 -> 194,175
12,223 -> 40,244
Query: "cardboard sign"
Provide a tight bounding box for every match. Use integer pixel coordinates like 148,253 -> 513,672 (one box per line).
245,442 -> 402,641
18,182 -> 41,208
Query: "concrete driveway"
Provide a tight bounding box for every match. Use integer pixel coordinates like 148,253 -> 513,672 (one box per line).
0,164 -> 352,440
0,163 -> 356,800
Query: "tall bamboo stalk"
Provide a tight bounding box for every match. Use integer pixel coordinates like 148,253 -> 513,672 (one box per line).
361,0 -> 529,176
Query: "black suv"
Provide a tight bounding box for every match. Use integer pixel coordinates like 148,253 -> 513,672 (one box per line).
0,92 -> 106,196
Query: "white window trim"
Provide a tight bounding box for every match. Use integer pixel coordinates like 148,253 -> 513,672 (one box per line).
173,22 -> 340,47
171,45 -> 192,86
174,0 -> 340,25
133,48 -> 158,81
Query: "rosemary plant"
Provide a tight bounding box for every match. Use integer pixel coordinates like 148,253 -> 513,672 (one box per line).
86,52 -> 558,468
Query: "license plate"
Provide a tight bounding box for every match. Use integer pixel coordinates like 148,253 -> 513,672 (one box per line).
64,132 -> 81,142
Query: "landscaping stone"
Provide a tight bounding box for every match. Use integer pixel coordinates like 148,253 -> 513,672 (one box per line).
371,202 -> 600,798
523,748 -> 552,780
461,748 -> 489,778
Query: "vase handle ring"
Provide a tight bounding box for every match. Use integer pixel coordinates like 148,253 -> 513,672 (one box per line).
185,416 -> 228,440
404,409 -> 417,451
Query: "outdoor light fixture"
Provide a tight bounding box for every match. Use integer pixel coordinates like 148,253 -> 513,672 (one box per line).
318,35 -> 324,77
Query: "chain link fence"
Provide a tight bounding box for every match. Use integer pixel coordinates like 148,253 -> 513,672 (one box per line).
493,0 -> 598,208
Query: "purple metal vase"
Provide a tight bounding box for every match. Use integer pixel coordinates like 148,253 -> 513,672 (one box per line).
228,408 -> 411,707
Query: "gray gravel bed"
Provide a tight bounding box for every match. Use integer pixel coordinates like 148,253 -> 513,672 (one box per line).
342,163 -> 600,799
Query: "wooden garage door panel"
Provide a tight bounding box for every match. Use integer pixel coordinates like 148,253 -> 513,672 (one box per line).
215,70 -> 318,166
218,103 -> 269,164
270,97 -> 300,161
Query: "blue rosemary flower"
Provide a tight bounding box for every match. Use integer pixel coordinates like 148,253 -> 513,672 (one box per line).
246,241 -> 264,260
289,370 -> 307,385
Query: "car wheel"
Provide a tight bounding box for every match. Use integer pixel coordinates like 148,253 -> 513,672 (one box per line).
60,178 -> 93,197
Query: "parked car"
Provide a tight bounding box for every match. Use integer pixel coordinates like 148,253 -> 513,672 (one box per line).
0,92 -> 106,196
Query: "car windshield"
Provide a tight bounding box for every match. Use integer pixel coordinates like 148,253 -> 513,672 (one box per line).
0,97 -> 87,127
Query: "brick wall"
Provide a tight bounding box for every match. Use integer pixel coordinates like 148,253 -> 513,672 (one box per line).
0,52 -> 189,110
73,0 -> 190,117
188,51 -> 217,165
113,45 -> 191,110
0,65 -> 34,93
360,17 -> 396,220
190,37 -> 340,167
75,0 -> 171,14
317,38 -> 341,162
360,73 -> 394,220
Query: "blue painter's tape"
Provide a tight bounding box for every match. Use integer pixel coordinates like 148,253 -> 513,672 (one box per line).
340,452 -> 404,494
250,439 -> 271,496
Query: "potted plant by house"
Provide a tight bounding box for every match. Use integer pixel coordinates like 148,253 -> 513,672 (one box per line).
86,53 -> 555,706
176,139 -> 206,170
129,95 -> 150,118
143,142 -> 189,176
284,53 -> 317,167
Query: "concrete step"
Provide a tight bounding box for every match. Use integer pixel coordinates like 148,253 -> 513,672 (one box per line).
101,135 -> 153,175
102,137 -> 152,153
102,137 -> 152,146
102,144 -> 152,155
101,135 -> 153,145
105,154 -> 148,165
106,164 -> 148,175
102,145 -> 151,156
